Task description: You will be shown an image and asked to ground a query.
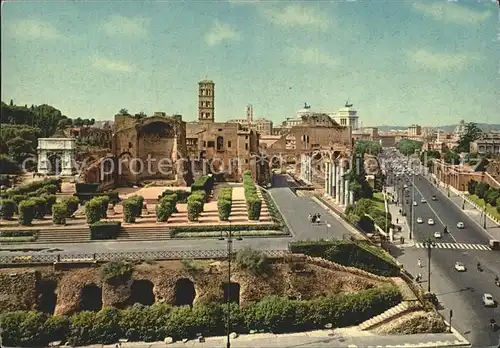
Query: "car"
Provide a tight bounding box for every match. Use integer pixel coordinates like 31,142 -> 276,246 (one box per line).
434,231 -> 442,239
482,293 -> 495,307
413,201 -> 418,206
417,217 -> 423,224
421,198 -> 427,203
431,195 -> 437,201
457,222 -> 464,229
403,184 -> 408,189
454,262 -> 466,272
428,218 -> 435,225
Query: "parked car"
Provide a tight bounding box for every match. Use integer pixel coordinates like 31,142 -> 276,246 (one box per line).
421,198 -> 427,203
413,201 -> 418,206
454,262 -> 466,272
428,218 -> 435,225
431,195 -> 437,201
482,293 -> 495,307
434,231 -> 442,239
417,217 -> 423,224
457,222 -> 465,229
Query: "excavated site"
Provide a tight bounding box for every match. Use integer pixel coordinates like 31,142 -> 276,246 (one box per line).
0,255 -> 388,316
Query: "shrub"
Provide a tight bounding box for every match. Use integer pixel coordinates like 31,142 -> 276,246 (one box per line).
0,198 -> 16,219
85,198 -> 102,224
90,221 -> 121,240
247,196 -> 262,220
74,191 -> 120,204
75,183 -> 100,193
187,200 -> 202,221
11,194 -> 26,206
94,195 -> 110,218
52,203 -> 67,225
0,154 -> 21,174
101,261 -> 133,282
122,198 -> 139,223
62,196 -> 79,217
18,200 -> 36,226
30,197 -> 46,219
43,184 -> 58,195
191,175 -> 214,194
41,194 -> 57,215
235,247 -> 269,275
158,189 -> 190,203
156,195 -> 176,222
129,195 -> 144,217
217,187 -> 232,221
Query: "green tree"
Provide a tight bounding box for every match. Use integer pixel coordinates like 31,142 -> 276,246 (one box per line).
455,122 -> 482,153
6,137 -> 34,163
18,199 -> 35,225
397,139 -> 423,156
73,117 -> 83,127
475,182 -> 489,199
85,198 -> 102,224
485,188 -> 500,206
467,180 -> 477,195
52,203 -> 67,225
118,108 -> 129,115
0,155 -> 21,174
443,150 -> 460,164
354,140 -> 382,155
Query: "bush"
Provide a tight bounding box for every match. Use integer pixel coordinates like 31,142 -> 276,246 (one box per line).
156,195 -> 176,222
18,200 -> 36,226
101,261 -> 133,282
43,184 -> 58,195
11,194 -> 27,206
74,191 -> 120,204
191,175 -> 214,194
129,195 -> 144,217
235,247 -> 269,275
217,187 -> 232,221
62,196 -> 79,217
94,195 -> 110,218
187,200 -> 202,221
75,183 -> 100,193
122,198 -> 140,223
30,197 -> 46,219
0,198 -> 16,219
52,203 -> 67,225
85,198 -> 102,224
247,196 -> 262,220
158,189 -> 190,203
0,154 -> 21,174
90,221 -> 121,240
41,194 -> 57,215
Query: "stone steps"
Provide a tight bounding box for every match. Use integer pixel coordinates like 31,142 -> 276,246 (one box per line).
35,227 -> 90,244
117,226 -> 171,241
357,301 -> 418,331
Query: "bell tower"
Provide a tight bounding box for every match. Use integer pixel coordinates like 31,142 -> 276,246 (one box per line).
198,79 -> 215,122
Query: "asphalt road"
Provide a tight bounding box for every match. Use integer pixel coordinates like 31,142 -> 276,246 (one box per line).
387,169 -> 500,346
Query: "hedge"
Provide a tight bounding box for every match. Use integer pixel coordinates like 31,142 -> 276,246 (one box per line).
41,194 -> 57,216
191,175 -> 214,194
5,178 -> 61,197
94,196 -> 110,218
129,195 -> 144,217
169,223 -> 281,236
0,198 -> 16,219
18,200 -> 36,226
0,285 -> 401,346
74,192 -> 120,204
289,240 -> 401,277
157,194 -> 177,222
90,221 -> 121,240
0,230 -> 37,238
75,183 -> 100,193
123,197 -> 140,223
30,197 -> 47,219
158,189 -> 190,203
85,198 -> 102,224
243,172 -> 262,220
52,203 -> 67,225
217,187 -> 232,221
62,196 -> 79,217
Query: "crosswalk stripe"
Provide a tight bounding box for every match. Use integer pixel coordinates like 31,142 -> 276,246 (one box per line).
414,243 -> 491,251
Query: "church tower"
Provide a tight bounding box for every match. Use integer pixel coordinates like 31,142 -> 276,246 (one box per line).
198,80 -> 215,122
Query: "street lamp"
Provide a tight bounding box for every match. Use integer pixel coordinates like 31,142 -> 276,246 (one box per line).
483,202 -> 487,230
422,237 -> 436,292
217,221 -> 242,348
461,184 -> 466,210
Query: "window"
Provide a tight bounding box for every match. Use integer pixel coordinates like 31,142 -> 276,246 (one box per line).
128,142 -> 133,148
206,101 -> 211,108
228,141 -> 232,148
245,143 -> 248,150
245,159 -> 249,164
207,141 -> 215,148
203,141 -> 207,147
216,136 -> 224,151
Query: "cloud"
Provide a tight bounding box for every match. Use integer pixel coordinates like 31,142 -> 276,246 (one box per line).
91,56 -> 135,72
205,21 -> 241,46
289,46 -> 338,68
10,19 -> 62,40
261,4 -> 330,31
407,49 -> 480,71
101,15 -> 149,38
412,2 -> 492,24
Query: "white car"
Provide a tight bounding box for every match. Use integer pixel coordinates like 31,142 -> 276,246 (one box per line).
417,217 -> 423,224
428,218 -> 435,225
421,198 -> 427,203
413,201 -> 418,206
482,293 -> 495,307
454,262 -> 466,272
433,231 -> 442,239
457,222 -> 464,229
403,184 -> 408,189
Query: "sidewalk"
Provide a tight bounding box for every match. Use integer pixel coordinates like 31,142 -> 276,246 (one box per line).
385,186 -> 414,247
428,173 -> 500,241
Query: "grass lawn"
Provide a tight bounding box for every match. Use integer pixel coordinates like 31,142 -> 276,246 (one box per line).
371,192 -> 386,212
467,194 -> 500,220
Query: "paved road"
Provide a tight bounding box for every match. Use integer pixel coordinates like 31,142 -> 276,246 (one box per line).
388,169 -> 500,346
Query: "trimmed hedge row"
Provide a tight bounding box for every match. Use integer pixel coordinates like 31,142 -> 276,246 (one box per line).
90,221 -> 121,240
156,194 -> 177,222
217,187 -> 232,221
4,178 -> 61,197
52,203 -> 67,225
243,171 -> 262,221
191,175 -> 214,194
75,183 -> 100,194
0,285 -> 401,346
122,196 -> 143,223
187,190 -> 206,222
158,189 -> 190,204
169,223 -> 281,236
74,192 -> 119,204
289,240 -> 401,277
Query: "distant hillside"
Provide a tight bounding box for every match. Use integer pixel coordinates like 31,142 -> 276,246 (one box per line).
373,123 -> 500,132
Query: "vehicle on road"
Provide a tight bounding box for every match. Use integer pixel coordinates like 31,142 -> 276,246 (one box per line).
413,201 -> 418,206
428,218 -> 435,225
482,293 -> 495,307
457,222 -> 465,229
421,198 -> 427,203
454,262 -> 466,272
490,239 -> 500,250
434,231 -> 442,239
404,184 -> 408,189
417,217 -> 423,224
431,195 -> 437,201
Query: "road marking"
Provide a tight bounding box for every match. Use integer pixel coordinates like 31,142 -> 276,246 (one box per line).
414,242 -> 491,251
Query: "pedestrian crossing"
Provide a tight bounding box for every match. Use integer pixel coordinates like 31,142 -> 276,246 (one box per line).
414,242 -> 491,251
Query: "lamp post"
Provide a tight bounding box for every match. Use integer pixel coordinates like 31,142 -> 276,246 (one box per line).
461,184 -> 466,210
217,221 -> 242,348
422,237 -> 436,292
483,202 -> 487,230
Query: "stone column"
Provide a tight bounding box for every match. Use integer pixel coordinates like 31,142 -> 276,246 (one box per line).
339,166 -> 345,205
307,156 -> 312,183
332,162 -> 337,199
349,190 -> 354,206
337,165 -> 343,204
37,149 -> 48,174
61,150 -> 73,176
324,162 -> 329,195
344,174 -> 349,205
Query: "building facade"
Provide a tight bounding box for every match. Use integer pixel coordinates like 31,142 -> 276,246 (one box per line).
470,132 -> 500,155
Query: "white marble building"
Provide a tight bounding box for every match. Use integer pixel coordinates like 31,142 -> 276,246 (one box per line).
37,130 -> 76,176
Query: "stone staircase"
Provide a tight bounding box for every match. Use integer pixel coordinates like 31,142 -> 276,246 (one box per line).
35,227 -> 90,244
357,301 -> 419,331
117,226 -> 171,241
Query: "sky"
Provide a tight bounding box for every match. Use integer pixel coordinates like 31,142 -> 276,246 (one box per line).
1,0 -> 499,127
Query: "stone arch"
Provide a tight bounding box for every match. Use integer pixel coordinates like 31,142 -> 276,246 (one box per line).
222,282 -> 240,305
130,279 -> 155,306
47,152 -> 62,175
80,283 -> 102,312
216,136 -> 224,151
37,279 -> 57,314
174,278 -> 196,306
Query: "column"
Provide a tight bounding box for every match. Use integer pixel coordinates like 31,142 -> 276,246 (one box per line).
344,174 -> 349,205
349,190 -> 354,206
337,165 -> 343,204
307,156 -> 312,183
37,149 -> 48,174
332,162 -> 337,199
324,162 -> 329,195
61,150 -> 73,176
